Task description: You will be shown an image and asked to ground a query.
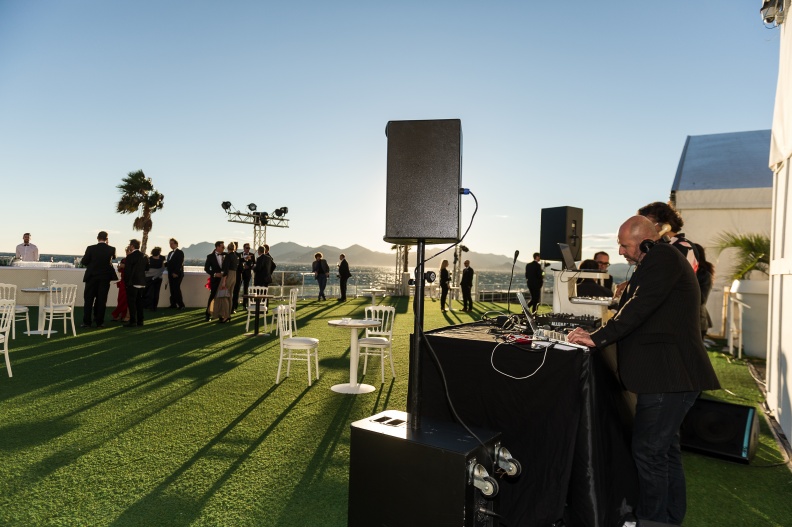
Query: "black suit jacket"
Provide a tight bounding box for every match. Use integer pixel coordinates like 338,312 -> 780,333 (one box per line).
124,250 -> 148,287
254,253 -> 276,286
590,243 -> 720,394
339,259 -> 351,279
204,252 -> 224,277
166,248 -> 184,276
82,242 -> 117,283
525,261 -> 543,289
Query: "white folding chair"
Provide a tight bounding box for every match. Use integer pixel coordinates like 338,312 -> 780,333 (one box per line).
359,305 -> 396,383
274,288 -> 299,335
43,284 -> 78,338
245,286 -> 269,333
0,300 -> 14,377
0,283 -> 29,339
275,304 -> 319,386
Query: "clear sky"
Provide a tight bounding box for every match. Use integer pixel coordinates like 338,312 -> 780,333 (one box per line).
0,1 -> 781,262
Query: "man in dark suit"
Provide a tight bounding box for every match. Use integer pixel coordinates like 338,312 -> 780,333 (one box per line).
204,241 -> 225,321
253,244 -> 276,287
123,239 -> 148,327
337,253 -> 351,301
524,252 -> 543,312
81,230 -> 117,328
166,237 -> 185,309
568,216 -> 720,526
460,259 -> 474,311
239,243 -> 256,300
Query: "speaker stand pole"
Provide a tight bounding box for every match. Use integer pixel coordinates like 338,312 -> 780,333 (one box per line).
407,239 -> 426,431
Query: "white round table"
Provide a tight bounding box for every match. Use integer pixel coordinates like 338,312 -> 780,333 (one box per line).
360,288 -> 386,306
328,318 -> 381,394
20,286 -> 61,335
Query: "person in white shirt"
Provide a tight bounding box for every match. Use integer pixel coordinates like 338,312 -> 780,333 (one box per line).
15,233 -> 39,262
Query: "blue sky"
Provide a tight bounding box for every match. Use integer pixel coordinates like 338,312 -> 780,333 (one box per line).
0,1 -> 781,262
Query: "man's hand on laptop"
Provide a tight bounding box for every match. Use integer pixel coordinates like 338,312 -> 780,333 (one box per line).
567,327 -> 595,348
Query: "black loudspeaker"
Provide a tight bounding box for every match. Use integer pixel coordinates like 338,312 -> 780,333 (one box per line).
384,119 -> 462,244
540,206 -> 583,262
349,410 -> 501,527
680,398 -> 759,464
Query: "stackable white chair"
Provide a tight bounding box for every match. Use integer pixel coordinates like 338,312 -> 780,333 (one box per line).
245,286 -> 269,333
44,284 -> 78,338
275,304 -> 319,386
274,288 -> 299,336
359,305 -> 396,383
0,284 -> 29,339
0,300 -> 14,377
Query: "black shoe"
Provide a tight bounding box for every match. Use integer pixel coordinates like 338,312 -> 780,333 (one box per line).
96,324 -> 105,328
80,323 -> 91,328
137,323 -> 144,327
205,314 -> 211,322
123,322 -> 137,328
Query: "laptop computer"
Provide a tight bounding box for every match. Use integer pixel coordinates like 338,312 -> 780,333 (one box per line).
558,243 -> 578,270
516,291 -> 589,350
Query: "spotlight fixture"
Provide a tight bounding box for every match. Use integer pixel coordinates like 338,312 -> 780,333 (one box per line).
258,212 -> 269,225
761,0 -> 785,25
221,201 -> 232,211
247,203 -> 257,212
274,206 -> 289,217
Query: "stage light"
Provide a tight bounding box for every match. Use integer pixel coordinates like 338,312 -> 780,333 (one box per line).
247,203 -> 257,212
761,0 -> 785,25
258,212 -> 269,225
221,201 -> 232,211
280,206 -> 289,215
424,271 -> 437,283
274,207 -> 289,217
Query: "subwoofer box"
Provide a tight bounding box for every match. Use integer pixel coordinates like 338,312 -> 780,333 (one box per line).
348,410 -> 501,527
680,398 -> 759,464
383,119 -> 462,244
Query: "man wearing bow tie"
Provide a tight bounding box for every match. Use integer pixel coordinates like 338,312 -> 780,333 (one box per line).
166,238 -> 185,310
15,233 -> 39,262
204,241 -> 225,321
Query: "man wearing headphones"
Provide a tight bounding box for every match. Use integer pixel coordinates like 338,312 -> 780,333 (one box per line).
568,216 -> 719,527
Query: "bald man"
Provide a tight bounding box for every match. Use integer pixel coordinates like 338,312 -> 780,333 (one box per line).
568,216 -> 719,526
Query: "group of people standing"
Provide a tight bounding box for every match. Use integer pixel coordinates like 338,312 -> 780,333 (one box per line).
81,232 -> 188,328
437,258 -> 475,312
204,242 -> 276,323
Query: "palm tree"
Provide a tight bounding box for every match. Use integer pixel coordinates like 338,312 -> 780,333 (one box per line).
713,231 -> 770,280
116,170 -> 165,254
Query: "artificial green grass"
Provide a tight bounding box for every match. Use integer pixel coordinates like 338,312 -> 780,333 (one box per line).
0,298 -> 789,526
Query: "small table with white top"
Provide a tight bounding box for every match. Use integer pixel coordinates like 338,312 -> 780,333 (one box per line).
360,288 -> 386,306
328,318 -> 381,394
20,286 -> 60,335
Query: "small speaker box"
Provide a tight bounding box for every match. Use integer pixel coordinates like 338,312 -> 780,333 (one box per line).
680,398 -> 759,464
384,119 -> 462,244
540,206 -> 583,262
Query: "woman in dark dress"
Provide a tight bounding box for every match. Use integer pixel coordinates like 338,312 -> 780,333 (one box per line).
144,246 -> 164,311
111,245 -> 131,322
439,259 -> 450,312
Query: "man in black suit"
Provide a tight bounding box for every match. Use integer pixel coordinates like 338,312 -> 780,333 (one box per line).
569,216 -> 720,526
460,259 -> 474,311
337,253 -> 351,301
166,237 -> 185,309
81,230 -> 117,328
253,244 -> 276,287
204,241 -> 225,321
524,252 -> 543,312
239,243 -> 256,300
123,239 -> 148,327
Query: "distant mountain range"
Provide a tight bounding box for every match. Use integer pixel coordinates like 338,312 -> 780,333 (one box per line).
181,241 -> 533,271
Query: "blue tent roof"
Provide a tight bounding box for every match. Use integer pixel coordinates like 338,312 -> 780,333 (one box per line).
672,130 -> 773,191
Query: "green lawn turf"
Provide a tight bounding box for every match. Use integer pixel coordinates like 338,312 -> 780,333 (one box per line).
0,298 -> 790,526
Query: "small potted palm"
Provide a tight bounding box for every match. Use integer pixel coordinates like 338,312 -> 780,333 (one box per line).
714,232 -> 770,358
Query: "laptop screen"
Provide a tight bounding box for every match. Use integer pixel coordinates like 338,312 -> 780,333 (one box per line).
558,243 -> 577,270
516,292 -> 538,333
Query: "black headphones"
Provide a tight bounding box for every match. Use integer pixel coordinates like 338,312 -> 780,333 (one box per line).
639,239 -> 655,253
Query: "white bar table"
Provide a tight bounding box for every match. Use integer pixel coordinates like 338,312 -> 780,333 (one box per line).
360,288 -> 386,306
20,286 -> 60,335
328,318 -> 381,394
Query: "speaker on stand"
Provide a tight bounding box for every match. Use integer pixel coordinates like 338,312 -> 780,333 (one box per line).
539,206 -> 583,263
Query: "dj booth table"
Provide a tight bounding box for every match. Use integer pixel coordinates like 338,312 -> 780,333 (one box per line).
416,322 -> 638,527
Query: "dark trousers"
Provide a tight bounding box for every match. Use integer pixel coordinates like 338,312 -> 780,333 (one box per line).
527,285 -> 541,312
632,391 -> 699,525
232,274 -> 242,307
144,278 -> 162,310
168,273 -> 184,308
206,277 -> 220,316
317,274 -> 327,300
461,285 -> 472,310
340,277 -> 349,300
440,283 -> 449,310
242,272 -> 252,299
83,278 -> 111,325
126,286 -> 145,325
